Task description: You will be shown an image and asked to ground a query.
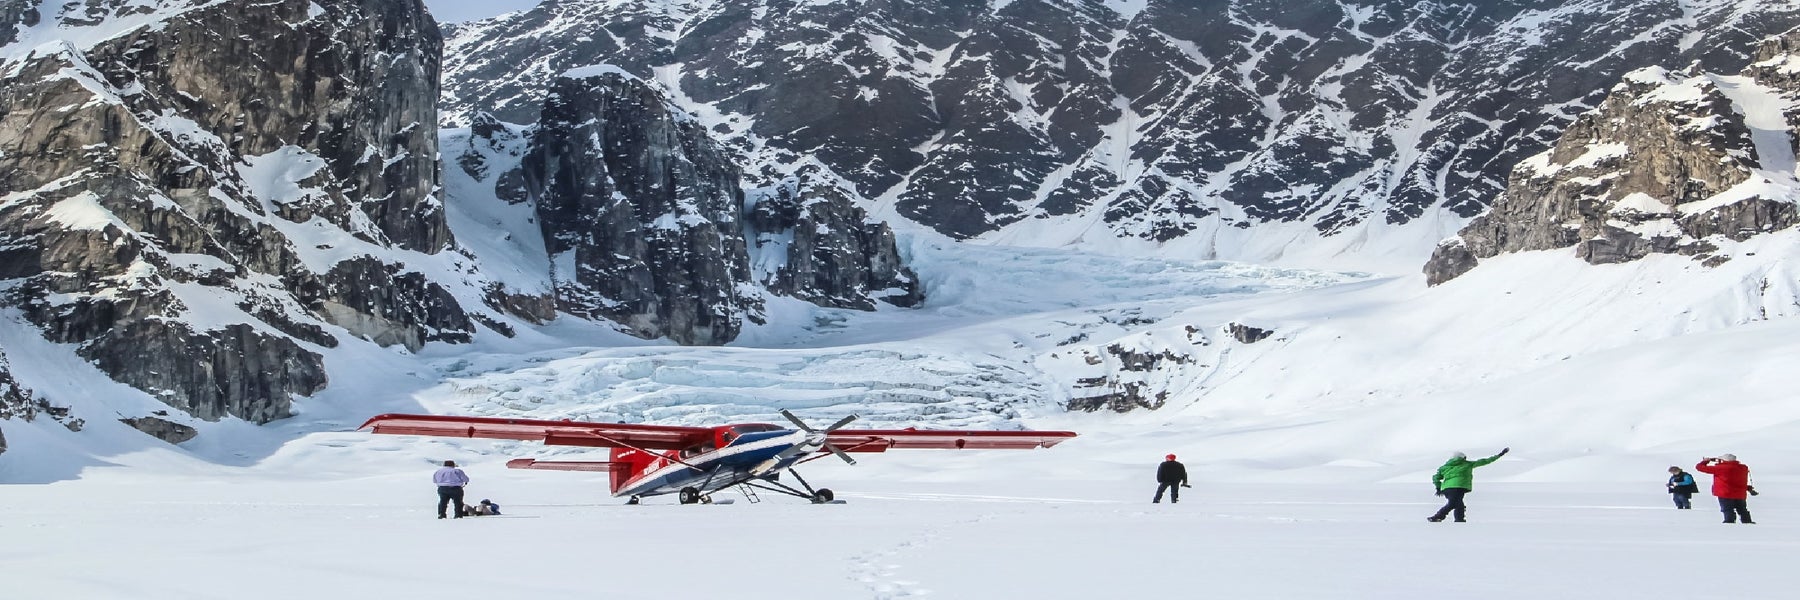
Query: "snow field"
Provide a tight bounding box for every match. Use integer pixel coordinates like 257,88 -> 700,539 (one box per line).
1,471 -> 1792,600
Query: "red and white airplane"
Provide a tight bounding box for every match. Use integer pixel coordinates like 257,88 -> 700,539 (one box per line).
360,411 -> 1076,504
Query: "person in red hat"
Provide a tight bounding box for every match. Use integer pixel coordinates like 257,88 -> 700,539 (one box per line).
1153,454 -> 1190,503
1695,454 -> 1755,524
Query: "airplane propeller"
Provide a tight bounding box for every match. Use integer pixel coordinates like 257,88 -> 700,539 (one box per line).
778,409 -> 859,465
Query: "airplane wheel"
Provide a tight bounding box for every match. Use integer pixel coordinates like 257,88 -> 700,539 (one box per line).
811,488 -> 834,504
679,487 -> 701,505
626,496 -> 641,505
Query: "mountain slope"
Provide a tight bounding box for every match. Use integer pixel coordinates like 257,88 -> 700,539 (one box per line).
0,0 -> 928,446
441,0 -> 1800,268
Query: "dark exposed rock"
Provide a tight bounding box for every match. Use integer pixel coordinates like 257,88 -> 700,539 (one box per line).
514,67 -> 924,344
1678,199 -> 1800,242
0,1 -> 38,47
522,68 -> 755,345
86,321 -> 327,423
483,283 -> 557,325
305,257 -> 474,352
747,167 -> 923,310
1424,240 -> 1481,287
120,416 -> 199,445
1066,343 -> 1194,413
1227,323 -> 1275,345
1066,381 -> 1169,413
459,112 -> 532,203
1426,30 -> 1800,283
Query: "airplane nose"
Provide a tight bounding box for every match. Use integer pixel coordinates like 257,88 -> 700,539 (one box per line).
777,410 -> 860,465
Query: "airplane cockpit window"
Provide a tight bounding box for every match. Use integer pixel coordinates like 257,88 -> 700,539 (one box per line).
680,442 -> 717,458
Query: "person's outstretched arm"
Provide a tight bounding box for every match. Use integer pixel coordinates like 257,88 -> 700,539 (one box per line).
1470,447 -> 1509,467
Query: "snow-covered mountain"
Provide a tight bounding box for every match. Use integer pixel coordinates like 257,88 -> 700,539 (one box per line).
0,0 -> 477,434
0,1 -> 921,448
441,0 -> 1800,269
8,5 -> 1800,596
2,0 -> 1799,480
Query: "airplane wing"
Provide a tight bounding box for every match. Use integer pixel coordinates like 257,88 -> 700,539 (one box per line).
358,413 -> 714,450
825,428 -> 1077,452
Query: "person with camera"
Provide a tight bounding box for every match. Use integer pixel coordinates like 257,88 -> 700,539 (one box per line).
1666,466 -> 1699,509
1694,455 -> 1755,524
1428,447 -> 1508,523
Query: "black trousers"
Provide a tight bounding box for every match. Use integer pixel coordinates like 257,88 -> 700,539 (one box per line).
1431,488 -> 1469,521
438,486 -> 466,518
1718,497 -> 1753,523
1153,482 -> 1181,503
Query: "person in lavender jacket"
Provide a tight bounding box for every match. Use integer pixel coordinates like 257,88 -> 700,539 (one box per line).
434,460 -> 471,519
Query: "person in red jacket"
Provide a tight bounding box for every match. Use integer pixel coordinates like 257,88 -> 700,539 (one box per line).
1694,454 -> 1754,524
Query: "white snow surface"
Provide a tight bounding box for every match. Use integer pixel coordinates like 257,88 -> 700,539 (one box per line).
561,62 -> 637,80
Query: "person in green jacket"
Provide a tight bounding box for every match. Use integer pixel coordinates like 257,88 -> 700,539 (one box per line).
1428,447 -> 1508,522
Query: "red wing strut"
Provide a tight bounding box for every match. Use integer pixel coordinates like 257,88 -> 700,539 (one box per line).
358,413 -> 714,451
824,428 -> 1077,452
505,459 -> 616,472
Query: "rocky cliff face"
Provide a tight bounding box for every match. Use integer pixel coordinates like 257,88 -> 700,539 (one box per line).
746,166 -> 923,311
441,0 -> 1800,262
0,0 -> 495,424
511,68 -> 921,343
524,67 -> 755,345
1426,30 -> 1800,284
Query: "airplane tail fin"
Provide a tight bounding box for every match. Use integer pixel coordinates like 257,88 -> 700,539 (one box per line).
504,449 -> 659,497
608,447 -> 659,496
506,457 -> 630,495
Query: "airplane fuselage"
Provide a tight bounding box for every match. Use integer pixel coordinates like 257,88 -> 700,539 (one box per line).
614,429 -> 813,499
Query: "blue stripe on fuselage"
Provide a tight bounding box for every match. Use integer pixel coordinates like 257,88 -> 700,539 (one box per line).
616,429 -> 809,498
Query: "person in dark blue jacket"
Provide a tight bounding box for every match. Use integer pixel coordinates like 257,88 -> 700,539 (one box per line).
1667,466 -> 1698,509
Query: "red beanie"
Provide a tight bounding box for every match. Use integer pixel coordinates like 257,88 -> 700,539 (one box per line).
1165,454 -> 1176,461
